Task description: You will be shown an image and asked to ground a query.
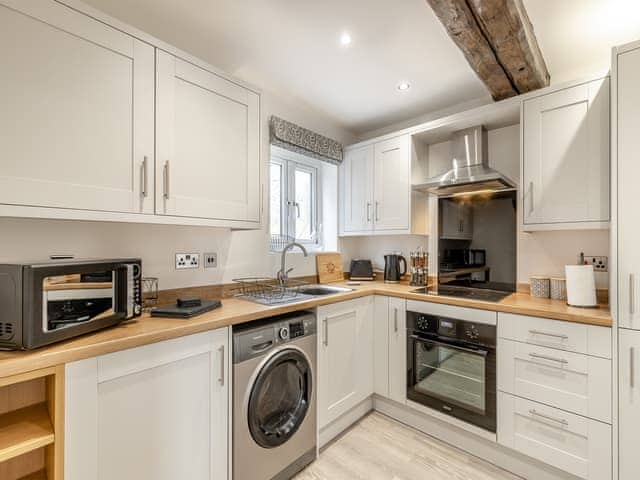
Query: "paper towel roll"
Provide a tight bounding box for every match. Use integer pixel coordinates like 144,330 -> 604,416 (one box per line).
565,265 -> 597,307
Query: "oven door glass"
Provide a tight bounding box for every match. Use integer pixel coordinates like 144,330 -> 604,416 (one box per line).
42,271 -> 115,332
412,336 -> 488,414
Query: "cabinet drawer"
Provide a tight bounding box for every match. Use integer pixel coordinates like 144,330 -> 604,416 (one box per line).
498,392 -> 611,479
498,338 -> 611,423
498,313 -> 611,358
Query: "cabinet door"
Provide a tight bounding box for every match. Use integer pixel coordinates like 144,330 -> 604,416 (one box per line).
619,329 -> 640,479
65,329 -> 229,480
156,51 -> 260,222
374,136 -> 410,231
373,296 -> 390,397
0,0 -> 154,214
523,78 -> 609,226
317,297 -> 373,428
618,48 -> 640,329
388,297 -> 406,403
342,145 -> 374,233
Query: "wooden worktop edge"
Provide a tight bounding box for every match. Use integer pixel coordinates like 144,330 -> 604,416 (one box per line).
0,283 -> 611,379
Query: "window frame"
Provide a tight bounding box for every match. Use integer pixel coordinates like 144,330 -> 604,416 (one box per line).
269,146 -> 322,251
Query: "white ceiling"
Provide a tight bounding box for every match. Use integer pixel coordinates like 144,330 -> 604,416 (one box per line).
82,0 -> 640,135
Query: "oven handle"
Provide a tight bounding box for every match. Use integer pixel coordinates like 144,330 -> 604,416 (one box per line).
409,334 -> 489,357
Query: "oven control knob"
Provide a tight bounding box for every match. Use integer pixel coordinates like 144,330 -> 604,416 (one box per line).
279,327 -> 290,340
466,325 -> 479,340
417,317 -> 429,331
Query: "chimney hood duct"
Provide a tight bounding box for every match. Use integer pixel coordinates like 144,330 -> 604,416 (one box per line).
413,126 -> 516,196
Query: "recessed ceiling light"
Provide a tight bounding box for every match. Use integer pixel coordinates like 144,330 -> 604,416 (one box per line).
397,81 -> 411,92
340,32 -> 352,46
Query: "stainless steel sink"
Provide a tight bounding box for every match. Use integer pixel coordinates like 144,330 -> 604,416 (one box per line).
295,285 -> 353,296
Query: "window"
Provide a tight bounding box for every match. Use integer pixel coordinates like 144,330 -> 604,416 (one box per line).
270,148 -> 321,250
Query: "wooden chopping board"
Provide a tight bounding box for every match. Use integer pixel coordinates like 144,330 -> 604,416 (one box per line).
316,252 -> 344,284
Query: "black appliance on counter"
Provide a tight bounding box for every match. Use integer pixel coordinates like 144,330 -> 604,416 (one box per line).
0,259 -> 142,350
384,254 -> 407,283
406,309 -> 496,432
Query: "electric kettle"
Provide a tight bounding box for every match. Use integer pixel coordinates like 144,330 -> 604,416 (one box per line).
384,254 -> 407,283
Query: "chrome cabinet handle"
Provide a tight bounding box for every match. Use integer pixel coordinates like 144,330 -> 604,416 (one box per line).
375,202 -> 380,222
529,409 -> 568,426
631,274 -> 636,316
529,181 -> 534,215
141,156 -> 148,198
218,345 -> 225,386
394,308 -> 398,332
529,352 -> 568,364
323,318 -> 329,346
163,161 -> 170,199
528,330 -> 568,340
366,202 -> 371,222
632,347 -> 636,389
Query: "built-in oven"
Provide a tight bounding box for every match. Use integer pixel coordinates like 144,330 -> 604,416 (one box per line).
406,310 -> 496,432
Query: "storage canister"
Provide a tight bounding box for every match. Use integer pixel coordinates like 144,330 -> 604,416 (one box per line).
550,277 -> 567,301
530,276 -> 550,298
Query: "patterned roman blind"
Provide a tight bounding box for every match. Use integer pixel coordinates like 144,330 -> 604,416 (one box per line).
269,116 -> 343,165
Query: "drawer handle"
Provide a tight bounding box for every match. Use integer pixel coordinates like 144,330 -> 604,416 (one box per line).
528,329 -> 568,340
528,352 -> 568,364
529,409 -> 568,426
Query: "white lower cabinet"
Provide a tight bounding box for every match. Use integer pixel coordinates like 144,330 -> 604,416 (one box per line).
65,328 -> 230,480
317,297 -> 374,429
498,338 -> 611,423
498,392 -> 611,480
373,296 -> 390,397
619,328 -> 640,480
388,297 -> 406,403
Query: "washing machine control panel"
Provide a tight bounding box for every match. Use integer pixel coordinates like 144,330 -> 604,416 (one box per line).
289,321 -> 304,339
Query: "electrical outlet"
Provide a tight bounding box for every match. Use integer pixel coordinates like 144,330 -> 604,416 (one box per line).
175,253 -> 200,270
204,252 -> 217,269
583,255 -> 608,272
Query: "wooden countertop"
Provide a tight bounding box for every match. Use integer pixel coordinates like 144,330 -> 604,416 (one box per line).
0,282 -> 611,378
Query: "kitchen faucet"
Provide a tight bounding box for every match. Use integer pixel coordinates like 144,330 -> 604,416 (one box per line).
277,242 -> 308,287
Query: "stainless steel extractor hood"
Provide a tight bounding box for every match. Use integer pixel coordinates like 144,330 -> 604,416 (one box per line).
413,126 -> 516,196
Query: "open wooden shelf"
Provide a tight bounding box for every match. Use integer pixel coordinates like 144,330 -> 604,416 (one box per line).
0,404 -> 54,463
18,469 -> 47,480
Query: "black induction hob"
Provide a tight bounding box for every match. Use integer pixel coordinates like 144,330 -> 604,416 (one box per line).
412,285 -> 512,302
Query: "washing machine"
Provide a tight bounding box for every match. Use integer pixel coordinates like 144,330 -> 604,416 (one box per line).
233,312 -> 316,480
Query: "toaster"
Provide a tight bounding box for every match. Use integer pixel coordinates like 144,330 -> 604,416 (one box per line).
349,259 -> 375,281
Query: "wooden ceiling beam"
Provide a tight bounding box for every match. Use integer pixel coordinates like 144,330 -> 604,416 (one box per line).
426,0 -> 549,100
467,0 -> 549,93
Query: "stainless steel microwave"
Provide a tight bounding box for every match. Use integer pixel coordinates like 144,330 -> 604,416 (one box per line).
0,259 -> 142,350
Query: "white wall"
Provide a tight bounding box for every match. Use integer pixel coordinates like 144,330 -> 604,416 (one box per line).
339,235 -> 428,274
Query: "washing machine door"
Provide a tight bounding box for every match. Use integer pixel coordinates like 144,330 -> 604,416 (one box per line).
248,347 -> 312,448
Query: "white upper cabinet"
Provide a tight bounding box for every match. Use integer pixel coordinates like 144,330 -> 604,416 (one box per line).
342,145 -> 375,233
617,47 -> 640,330
522,77 -> 610,230
0,0 -> 154,214
156,51 -> 260,222
374,137 -> 411,231
340,135 -> 418,235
